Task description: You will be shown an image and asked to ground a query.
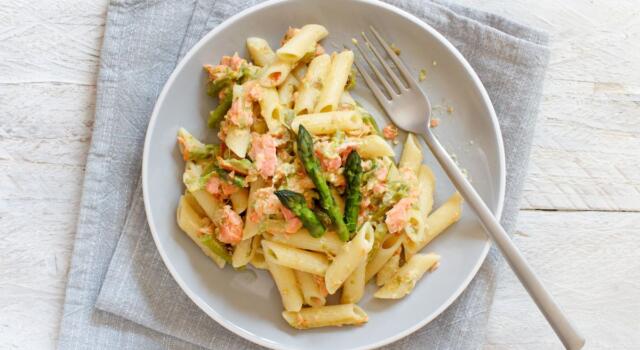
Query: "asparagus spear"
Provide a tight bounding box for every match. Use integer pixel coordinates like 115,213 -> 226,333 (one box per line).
297,125 -> 350,241
274,190 -> 326,238
344,150 -> 363,235
199,235 -> 232,263
208,87 -> 233,128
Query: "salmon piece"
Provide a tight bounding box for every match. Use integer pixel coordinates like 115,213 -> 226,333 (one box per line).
382,125 -> 398,140
205,176 -> 224,195
281,206 -> 303,234
250,188 -> 280,222
249,133 -> 277,179
385,198 -> 415,234
374,165 -> 388,181
218,205 -> 243,244
220,53 -> 244,71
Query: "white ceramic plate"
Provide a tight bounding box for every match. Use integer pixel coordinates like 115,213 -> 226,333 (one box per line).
143,0 -> 505,349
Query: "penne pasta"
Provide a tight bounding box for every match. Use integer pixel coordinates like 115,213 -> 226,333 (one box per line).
404,192 -> 463,258
374,253 -> 440,299
291,110 -> 363,135
225,126 -> 251,158
403,208 -> 425,243
250,236 -> 268,269
294,54 -> 331,115
184,191 -> 206,217
282,304 -> 368,329
341,260 -> 366,304
325,222 -> 375,294
278,74 -> 299,108
176,195 -> 227,268
315,50 -> 354,113
259,87 -> 283,133
190,189 -> 223,223
354,135 -> 395,158
376,248 -> 401,286
417,164 -> 436,216
277,24 -> 328,63
399,133 -> 423,173
295,270 -> 327,307
262,240 -> 330,276
260,59 -> 293,87
232,236 -> 254,268
246,37 -> 276,67
266,259 -> 303,312
230,187 -> 249,214
242,178 -> 267,241
265,230 -> 344,256
365,233 -> 404,283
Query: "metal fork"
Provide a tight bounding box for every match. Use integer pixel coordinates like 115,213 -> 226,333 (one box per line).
350,27 -> 585,350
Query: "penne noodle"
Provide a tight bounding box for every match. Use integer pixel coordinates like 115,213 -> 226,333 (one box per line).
246,37 -> 276,67
250,236 -> 268,269
399,133 -> 423,173
282,304 -> 368,329
266,259 -> 303,312
265,230 -> 344,256
295,270 -> 327,307
374,253 -> 440,299
291,110 -> 363,135
403,208 -> 425,243
190,189 -> 223,223
277,24 -> 328,63
341,260 -> 366,304
325,222 -> 375,294
262,240 -> 330,276
225,126 -> 251,158
232,236 -> 254,268
294,54 -> 331,115
404,192 -> 463,258
315,50 -> 354,113
365,233 -> 404,283
230,187 -> 249,214
278,74 -> 299,108
376,248 -> 401,286
260,59 -> 293,87
259,87 -> 283,133
354,135 -> 395,158
417,164 -> 436,216
242,178 -> 267,241
176,195 -> 226,268
184,191 -> 206,217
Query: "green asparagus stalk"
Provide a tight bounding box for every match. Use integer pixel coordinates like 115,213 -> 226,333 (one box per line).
344,150 -> 363,235
199,235 -> 231,263
201,162 -> 246,188
297,125 -> 350,241
274,190 -> 326,238
208,87 -> 233,128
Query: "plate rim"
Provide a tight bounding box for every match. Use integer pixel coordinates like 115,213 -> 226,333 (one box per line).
142,0 -> 506,349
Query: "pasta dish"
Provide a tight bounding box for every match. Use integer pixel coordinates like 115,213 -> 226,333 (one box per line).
175,24 -> 462,329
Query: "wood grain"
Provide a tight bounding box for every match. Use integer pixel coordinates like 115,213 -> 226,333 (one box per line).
484,210 -> 640,350
0,0 -> 638,349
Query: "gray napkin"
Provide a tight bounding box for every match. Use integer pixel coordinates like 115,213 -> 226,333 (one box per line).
57,0 -> 550,349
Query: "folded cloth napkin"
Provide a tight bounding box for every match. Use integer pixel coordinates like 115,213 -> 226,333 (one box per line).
57,0 -> 550,349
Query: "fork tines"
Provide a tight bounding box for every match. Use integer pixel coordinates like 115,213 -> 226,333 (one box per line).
347,26 -> 415,102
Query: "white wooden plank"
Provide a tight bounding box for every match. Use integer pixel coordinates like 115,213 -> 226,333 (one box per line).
484,210 -> 640,350
456,0 -> 640,211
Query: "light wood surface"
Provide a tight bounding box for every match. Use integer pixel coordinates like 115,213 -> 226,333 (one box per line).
1,1 -> 638,349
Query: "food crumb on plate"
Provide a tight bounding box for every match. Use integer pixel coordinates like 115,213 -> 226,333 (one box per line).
418,69 -> 427,81
390,43 -> 401,55
382,124 -> 398,141
447,106 -> 454,114
429,118 -> 440,128
432,60 -> 437,66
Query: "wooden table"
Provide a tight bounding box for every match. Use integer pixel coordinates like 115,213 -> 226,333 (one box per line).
1,1 -> 638,349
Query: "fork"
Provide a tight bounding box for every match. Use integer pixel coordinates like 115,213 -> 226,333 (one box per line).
349,27 -> 585,350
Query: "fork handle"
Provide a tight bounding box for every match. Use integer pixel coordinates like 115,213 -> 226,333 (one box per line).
419,130 -> 585,350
